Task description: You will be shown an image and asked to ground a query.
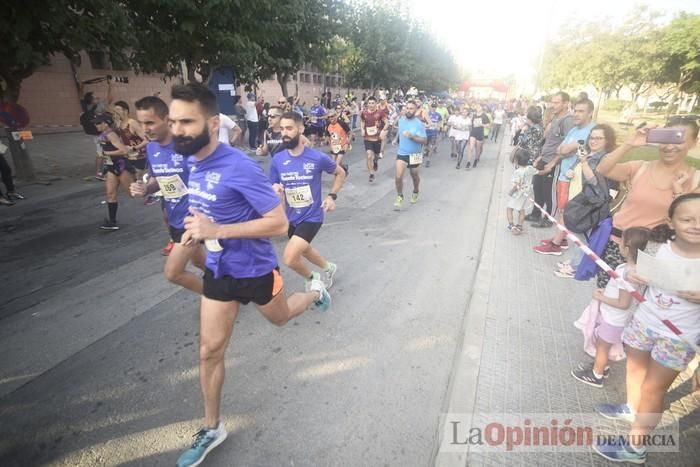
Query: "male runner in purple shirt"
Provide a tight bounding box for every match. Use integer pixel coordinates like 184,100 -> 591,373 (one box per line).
130,96 -> 205,293
168,83 -> 331,467
270,111 -> 346,290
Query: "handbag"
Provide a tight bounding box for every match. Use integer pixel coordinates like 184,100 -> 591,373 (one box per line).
563,173 -> 610,233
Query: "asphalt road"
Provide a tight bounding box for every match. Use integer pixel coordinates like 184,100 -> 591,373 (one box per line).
0,136 -> 503,467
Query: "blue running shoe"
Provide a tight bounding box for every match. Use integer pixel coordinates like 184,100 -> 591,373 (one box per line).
310,279 -> 331,312
176,422 -> 227,467
596,403 -> 636,423
593,438 -> 647,464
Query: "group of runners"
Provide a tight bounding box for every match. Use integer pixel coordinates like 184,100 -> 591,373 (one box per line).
87,84 -> 505,466
81,82 -> 700,467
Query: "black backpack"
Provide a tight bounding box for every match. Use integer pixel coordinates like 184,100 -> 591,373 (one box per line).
80,108 -> 99,136
563,173 -> 611,233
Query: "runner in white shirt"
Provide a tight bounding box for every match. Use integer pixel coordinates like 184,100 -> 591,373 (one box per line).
452,108 -> 471,169
490,106 -> 506,142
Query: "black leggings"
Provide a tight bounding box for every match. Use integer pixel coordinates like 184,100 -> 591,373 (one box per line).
0,154 -> 15,194
247,121 -> 258,148
531,161 -> 554,217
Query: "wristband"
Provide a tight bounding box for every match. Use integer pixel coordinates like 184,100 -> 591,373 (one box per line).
327,193 -> 337,201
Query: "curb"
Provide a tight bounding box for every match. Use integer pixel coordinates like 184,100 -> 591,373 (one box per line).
432,137 -> 507,467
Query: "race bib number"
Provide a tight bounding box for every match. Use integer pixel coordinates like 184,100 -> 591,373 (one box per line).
157,175 -> 188,200
366,126 -> 377,136
205,239 -> 223,252
285,185 -> 313,208
332,144 -> 342,153
409,153 -> 423,165
310,116 -> 318,124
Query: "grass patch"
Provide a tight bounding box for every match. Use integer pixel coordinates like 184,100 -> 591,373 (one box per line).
596,109 -> 700,168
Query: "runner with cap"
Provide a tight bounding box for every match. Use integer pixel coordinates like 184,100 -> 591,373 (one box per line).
93,112 -> 136,230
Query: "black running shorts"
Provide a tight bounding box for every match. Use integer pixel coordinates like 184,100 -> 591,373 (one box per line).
471,128 -> 485,142
396,154 -> 421,169
364,140 -> 381,154
288,222 -> 322,243
203,268 -> 283,305
169,225 -> 186,243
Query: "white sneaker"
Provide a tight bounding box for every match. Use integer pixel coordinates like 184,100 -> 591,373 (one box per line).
322,262 -> 337,289
305,271 -> 321,292
309,279 -> 331,312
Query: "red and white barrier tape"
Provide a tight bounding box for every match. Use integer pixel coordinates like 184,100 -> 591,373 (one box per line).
529,198 -> 700,354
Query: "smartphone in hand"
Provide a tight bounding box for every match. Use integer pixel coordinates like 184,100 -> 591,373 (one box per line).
646,128 -> 685,145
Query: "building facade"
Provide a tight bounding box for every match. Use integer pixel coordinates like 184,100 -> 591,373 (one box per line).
18,54 -> 366,133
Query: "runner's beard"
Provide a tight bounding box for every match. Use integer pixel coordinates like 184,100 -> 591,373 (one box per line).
282,134 -> 300,149
174,124 -> 211,155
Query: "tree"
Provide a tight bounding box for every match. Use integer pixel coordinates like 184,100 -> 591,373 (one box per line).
657,13 -> 700,116
0,0 -> 132,103
254,0 -> 348,97
341,1 -> 458,93
125,0 -> 282,85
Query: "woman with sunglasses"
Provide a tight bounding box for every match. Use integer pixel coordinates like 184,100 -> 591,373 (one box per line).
593,117 -> 700,288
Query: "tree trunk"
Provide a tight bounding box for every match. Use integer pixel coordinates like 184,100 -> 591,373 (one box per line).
186,61 -> 198,84
277,73 -> 289,97
664,89 -> 679,120
594,89 -> 604,122
1,76 -> 22,103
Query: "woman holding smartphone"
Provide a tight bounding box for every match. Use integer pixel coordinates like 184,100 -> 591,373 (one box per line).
594,117 -> 700,288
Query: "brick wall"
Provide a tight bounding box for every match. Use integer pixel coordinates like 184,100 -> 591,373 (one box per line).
19,53 -> 177,133
18,53 -> 368,133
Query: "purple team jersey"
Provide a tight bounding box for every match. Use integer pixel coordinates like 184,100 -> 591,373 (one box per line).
269,147 -> 337,225
426,111 -> 442,136
146,141 -> 189,229
188,144 -> 281,279
309,104 -> 327,128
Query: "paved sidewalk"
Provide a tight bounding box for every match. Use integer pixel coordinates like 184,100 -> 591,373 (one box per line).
436,136 -> 700,466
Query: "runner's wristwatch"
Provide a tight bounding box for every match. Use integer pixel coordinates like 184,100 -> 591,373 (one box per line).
327,193 -> 337,200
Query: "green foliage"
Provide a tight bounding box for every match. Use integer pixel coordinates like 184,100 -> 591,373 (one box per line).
341,1 -> 458,92
658,13 -> 700,94
0,0 -> 132,102
602,100 -> 630,112
539,6 -> 699,104
2,0 -> 460,101
125,0 -> 281,85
